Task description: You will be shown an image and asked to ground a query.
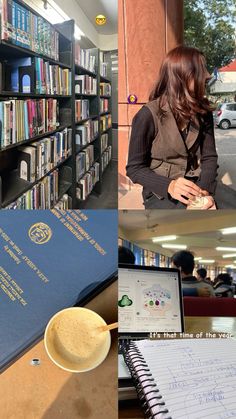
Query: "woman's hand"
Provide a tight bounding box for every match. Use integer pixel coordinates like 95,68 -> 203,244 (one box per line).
168,178 -> 202,205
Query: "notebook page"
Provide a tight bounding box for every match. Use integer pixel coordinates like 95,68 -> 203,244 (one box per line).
133,339 -> 236,419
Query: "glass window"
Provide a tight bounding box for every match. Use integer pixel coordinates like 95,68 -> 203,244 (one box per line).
226,104 -> 235,111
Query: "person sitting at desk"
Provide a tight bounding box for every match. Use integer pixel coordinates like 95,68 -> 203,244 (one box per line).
119,246 -> 136,265
214,273 -> 235,298
196,268 -> 213,286
171,250 -> 215,297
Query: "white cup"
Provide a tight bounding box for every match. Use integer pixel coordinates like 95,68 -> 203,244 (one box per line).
44,307 -> 111,373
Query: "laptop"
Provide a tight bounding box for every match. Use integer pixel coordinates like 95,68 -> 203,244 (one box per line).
118,264 -> 184,399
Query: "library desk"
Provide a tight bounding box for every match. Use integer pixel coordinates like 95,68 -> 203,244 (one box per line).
0,281 -> 118,419
185,316 -> 236,336
119,316 -> 236,419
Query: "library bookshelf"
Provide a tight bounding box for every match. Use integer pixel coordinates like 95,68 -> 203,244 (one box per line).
0,0 -> 113,209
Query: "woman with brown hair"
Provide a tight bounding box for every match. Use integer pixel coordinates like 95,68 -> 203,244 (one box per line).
126,46 -> 218,209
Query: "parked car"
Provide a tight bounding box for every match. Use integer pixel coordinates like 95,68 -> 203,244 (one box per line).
215,102 -> 236,129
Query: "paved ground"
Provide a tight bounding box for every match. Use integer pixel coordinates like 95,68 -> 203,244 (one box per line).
215,127 -> 236,191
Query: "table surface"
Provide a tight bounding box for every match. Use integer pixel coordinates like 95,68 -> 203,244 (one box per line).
185,316 -> 236,335
119,316 -> 236,419
0,281 -> 118,419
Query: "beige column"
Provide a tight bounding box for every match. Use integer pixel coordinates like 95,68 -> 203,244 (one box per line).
118,0 -> 184,206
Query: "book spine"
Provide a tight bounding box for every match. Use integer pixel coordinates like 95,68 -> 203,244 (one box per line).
18,4 -> 24,48
15,1 -> 20,46
20,4 -> 24,48
1,0 -> 8,40
6,0 -> 13,42
34,14 -> 38,54
25,8 -> 30,49
11,0 -> 17,44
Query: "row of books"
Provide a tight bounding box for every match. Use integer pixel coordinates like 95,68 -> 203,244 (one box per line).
3,57 -> 71,95
0,98 -> 59,148
75,119 -> 99,148
100,98 -> 109,113
75,99 -> 90,122
99,52 -> 108,78
100,114 -> 112,132
101,133 -> 109,154
100,83 -> 111,96
76,162 -> 100,201
1,0 -> 59,60
75,75 -> 97,95
75,42 -> 96,73
6,169 -> 60,209
101,146 -> 112,172
76,144 -> 94,180
35,58 -> 71,95
18,128 -> 72,182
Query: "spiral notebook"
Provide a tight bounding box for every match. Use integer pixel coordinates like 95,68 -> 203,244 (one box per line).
124,338 -> 236,419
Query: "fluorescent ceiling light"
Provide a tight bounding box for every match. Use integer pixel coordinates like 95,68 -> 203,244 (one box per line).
200,259 -> 215,264
222,253 -> 236,258
225,265 -> 236,269
194,257 -> 202,261
152,235 -> 177,243
221,227 -> 236,235
216,247 -> 236,251
161,244 -> 187,250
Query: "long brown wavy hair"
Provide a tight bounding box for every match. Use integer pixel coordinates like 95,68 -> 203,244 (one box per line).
149,46 -> 213,126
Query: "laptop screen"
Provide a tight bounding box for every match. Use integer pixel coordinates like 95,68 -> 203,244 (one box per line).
119,265 -> 184,334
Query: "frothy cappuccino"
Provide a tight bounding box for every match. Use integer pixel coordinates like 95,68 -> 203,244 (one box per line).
44,307 -> 111,372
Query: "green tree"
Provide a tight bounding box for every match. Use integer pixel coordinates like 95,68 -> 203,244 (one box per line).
184,0 -> 236,71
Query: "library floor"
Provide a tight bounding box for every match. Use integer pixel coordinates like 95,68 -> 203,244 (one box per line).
83,160 -> 118,209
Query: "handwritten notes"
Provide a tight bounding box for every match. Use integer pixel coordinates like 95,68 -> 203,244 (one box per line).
130,339 -> 236,419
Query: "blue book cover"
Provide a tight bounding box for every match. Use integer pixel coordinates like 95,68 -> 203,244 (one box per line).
0,210 -> 118,371
9,57 -> 32,92
24,101 -> 29,139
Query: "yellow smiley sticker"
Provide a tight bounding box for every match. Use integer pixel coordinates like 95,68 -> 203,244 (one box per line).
95,14 -> 107,26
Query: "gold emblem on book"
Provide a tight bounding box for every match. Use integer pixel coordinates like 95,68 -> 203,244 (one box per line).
28,223 -> 52,244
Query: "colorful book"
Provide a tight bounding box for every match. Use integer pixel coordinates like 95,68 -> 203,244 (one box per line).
1,0 -> 59,60
0,99 -> 60,149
